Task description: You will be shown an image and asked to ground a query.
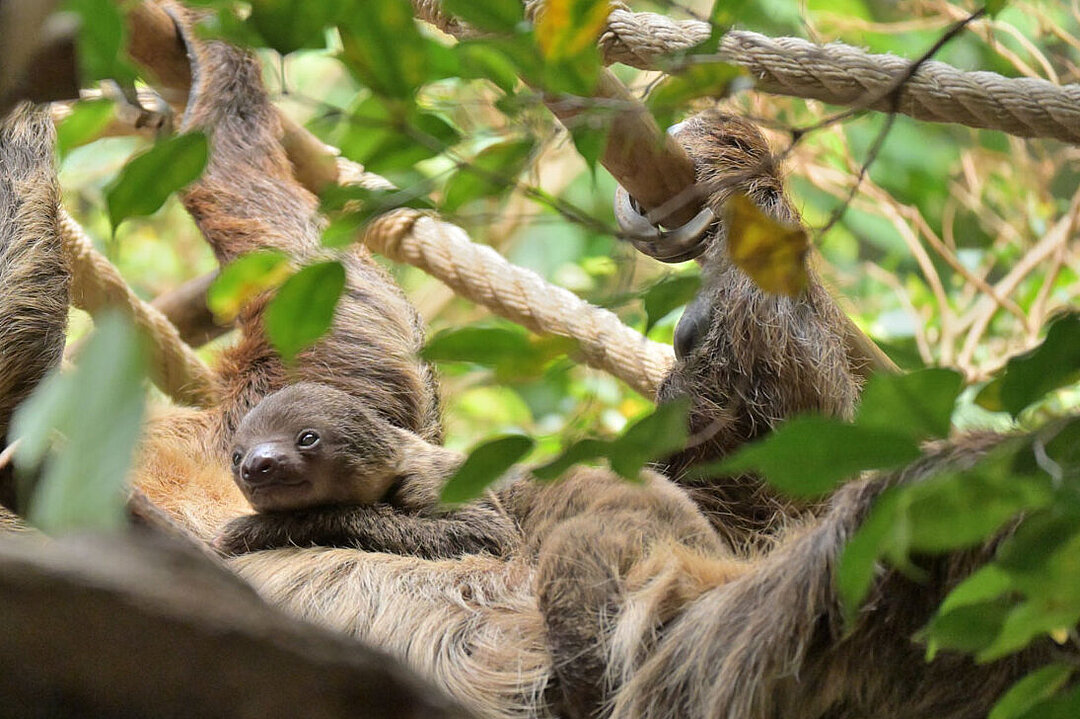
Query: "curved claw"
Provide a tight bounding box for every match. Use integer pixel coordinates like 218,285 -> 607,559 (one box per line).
614,184 -> 715,263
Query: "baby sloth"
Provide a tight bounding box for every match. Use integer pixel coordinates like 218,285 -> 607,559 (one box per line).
217,381 -> 520,558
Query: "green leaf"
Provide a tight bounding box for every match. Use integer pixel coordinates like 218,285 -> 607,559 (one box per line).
64,0 -> 137,83
264,260 -> 347,363
531,438 -> 609,481
56,99 -> 115,157
441,435 -> 534,503
533,0 -> 607,95
642,274 -> 701,334
718,417 -> 922,496
106,132 -> 208,229
531,400 -> 691,482
331,98 -> 460,175
442,139 -> 535,213
11,312 -> 146,533
977,313 -> 1080,417
687,0 -> 747,54
340,0 -> 437,99
902,467 -> 1052,553
995,506 -> 1080,574
319,186 -> 434,247
247,0 -> 341,54
1016,684 -> 1080,719
648,62 -> 748,130
985,0 -> 1010,17
423,326 -> 533,364
922,599 -> 1012,657
534,0 -> 609,62
990,664 -> 1075,719
421,325 -> 575,382
456,42 -> 522,93
568,124 -> 607,176
856,368 -> 964,440
841,441 -> 1052,619
207,250 -> 293,322
837,489 -> 903,617
444,0 -> 524,33
938,565 -> 1015,614
609,398 -> 691,479
979,601 -> 1080,662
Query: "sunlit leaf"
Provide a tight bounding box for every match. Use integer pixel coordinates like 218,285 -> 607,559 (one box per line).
56,99 -> 115,157
989,664 -> 1074,719
207,250 -> 293,322
726,194 -> 809,297
106,132 -> 208,229
444,0 -> 524,33
648,62 -> 748,130
533,0 -> 607,94
441,435 -> 534,503
534,0 -> 609,61
642,274 -> 701,334
11,312 -> 146,533
976,313 -> 1080,417
442,139 -> 534,212
264,260 -> 346,363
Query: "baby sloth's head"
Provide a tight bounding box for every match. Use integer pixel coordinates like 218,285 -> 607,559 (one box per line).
229,382 -> 399,512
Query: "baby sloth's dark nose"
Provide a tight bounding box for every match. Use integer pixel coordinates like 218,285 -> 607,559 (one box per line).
241,446 -> 283,485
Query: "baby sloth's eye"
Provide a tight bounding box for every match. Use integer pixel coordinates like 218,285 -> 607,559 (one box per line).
230,450 -> 243,468
296,430 -> 320,449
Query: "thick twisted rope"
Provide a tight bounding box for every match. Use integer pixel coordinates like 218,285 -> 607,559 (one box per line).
413,1 -> 1080,145
59,210 -> 220,407
339,161 -> 675,398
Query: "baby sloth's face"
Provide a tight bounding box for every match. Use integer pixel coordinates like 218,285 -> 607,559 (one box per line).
229,383 -> 398,513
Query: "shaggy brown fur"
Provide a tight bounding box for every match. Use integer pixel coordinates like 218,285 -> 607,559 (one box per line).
658,112 -> 861,550
0,104 -> 68,510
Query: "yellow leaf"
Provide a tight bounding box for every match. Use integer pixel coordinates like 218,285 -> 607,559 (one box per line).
1051,627 -> 1070,644
726,194 -> 809,297
535,0 -> 610,60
